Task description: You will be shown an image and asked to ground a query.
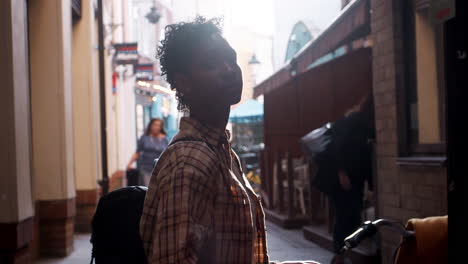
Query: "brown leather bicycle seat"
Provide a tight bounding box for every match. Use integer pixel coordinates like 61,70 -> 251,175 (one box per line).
395,215 -> 448,264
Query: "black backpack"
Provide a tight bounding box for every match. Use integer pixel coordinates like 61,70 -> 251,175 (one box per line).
89,137 -> 213,264
299,122 -> 339,195
90,186 -> 148,264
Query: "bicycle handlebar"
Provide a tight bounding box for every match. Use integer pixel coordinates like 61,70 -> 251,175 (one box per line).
341,219 -> 415,253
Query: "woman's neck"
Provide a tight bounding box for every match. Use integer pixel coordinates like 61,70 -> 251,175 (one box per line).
190,105 -> 230,131
150,132 -> 161,138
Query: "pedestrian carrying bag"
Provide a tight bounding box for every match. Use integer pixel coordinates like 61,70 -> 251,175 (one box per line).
299,122 -> 339,194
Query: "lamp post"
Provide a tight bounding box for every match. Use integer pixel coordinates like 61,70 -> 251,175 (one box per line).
248,53 -> 261,85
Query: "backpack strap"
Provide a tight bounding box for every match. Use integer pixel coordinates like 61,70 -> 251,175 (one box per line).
154,136 -> 215,166
152,137 -> 216,168
169,136 -> 215,152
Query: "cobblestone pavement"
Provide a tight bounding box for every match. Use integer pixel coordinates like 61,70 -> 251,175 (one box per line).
35,221 -> 334,264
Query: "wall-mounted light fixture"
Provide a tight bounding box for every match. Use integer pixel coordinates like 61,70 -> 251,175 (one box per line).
145,6 -> 161,24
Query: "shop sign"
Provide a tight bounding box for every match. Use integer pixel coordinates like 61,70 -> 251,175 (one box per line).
431,0 -> 455,24
135,63 -> 154,81
114,42 -> 138,64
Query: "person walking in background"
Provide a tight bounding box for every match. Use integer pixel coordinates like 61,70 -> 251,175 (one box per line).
127,118 -> 169,186
330,96 -> 375,263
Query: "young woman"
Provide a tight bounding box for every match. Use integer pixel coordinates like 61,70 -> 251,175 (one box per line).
127,118 -> 169,186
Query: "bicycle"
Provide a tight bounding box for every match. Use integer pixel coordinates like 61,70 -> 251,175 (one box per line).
331,219 -> 416,264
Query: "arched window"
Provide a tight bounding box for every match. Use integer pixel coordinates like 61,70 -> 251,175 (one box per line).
285,21 -> 313,62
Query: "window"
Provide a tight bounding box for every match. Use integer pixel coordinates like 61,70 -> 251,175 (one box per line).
403,2 -> 447,155
341,0 -> 352,9
285,22 -> 313,62
136,104 -> 145,138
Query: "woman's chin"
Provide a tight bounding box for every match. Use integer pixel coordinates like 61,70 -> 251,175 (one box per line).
229,93 -> 242,105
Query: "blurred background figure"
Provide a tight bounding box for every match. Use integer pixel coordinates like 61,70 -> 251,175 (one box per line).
127,118 -> 169,186
329,95 -> 375,262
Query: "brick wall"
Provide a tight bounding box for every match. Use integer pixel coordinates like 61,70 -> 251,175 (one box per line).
36,199 -> 76,258
370,0 -> 447,263
76,189 -> 99,233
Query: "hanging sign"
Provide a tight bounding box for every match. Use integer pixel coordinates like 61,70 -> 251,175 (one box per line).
114,42 -> 138,64
135,63 -> 154,81
431,0 -> 455,24
112,72 -> 118,95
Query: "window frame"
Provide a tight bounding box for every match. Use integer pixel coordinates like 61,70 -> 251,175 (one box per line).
398,0 -> 447,157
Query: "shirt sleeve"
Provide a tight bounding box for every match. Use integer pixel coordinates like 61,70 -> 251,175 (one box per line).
150,161 -> 216,263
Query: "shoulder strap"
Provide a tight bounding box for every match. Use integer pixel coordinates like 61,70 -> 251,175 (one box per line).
169,136 -> 215,152
152,137 -> 216,170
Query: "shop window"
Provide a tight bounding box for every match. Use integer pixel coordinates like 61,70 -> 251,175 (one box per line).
403,2 -> 447,155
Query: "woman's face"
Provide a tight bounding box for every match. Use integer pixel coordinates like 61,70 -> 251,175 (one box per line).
151,120 -> 162,135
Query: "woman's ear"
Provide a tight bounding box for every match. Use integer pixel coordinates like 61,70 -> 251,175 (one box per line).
174,72 -> 192,97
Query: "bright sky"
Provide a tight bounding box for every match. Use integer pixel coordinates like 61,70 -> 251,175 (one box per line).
221,0 -> 341,36
224,0 -> 275,36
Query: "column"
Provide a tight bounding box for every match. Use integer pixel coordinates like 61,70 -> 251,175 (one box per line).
28,0 -> 76,257
72,0 -> 102,233
0,0 -> 34,263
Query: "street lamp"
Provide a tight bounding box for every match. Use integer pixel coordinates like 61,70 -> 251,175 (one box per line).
248,53 -> 261,65
145,6 -> 161,24
248,53 -> 261,85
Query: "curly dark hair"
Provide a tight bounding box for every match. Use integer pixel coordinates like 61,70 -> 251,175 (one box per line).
157,16 -> 223,112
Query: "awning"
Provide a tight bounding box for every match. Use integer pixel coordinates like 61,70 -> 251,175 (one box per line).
253,0 -> 371,97
229,99 -> 264,124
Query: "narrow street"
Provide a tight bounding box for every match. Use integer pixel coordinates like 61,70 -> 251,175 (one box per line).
2,0 -> 456,262
34,221 -> 333,264
34,234 -> 91,264
266,221 -> 334,263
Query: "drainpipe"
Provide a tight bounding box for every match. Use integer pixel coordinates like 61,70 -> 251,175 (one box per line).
97,0 -> 109,195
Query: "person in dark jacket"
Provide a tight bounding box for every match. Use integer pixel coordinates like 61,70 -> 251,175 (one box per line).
330,96 -> 375,258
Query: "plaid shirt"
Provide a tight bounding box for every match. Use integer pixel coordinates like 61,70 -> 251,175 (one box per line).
140,117 -> 269,264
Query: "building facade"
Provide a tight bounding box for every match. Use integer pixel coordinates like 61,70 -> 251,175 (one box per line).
0,0 -> 178,262
371,0 -> 451,262
254,0 -> 453,262
1,0 -> 93,261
